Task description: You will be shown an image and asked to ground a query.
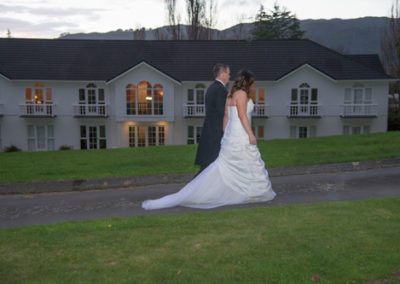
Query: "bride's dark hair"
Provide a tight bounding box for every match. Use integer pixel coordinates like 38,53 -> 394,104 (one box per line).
228,69 -> 255,98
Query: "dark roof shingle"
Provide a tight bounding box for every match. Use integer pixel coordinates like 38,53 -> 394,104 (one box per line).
0,38 -> 392,82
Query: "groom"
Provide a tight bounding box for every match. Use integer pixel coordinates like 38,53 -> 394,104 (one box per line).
195,63 -> 230,174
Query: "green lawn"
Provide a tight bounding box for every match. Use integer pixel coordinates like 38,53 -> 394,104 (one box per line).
0,198 -> 399,283
1,132 -> 400,183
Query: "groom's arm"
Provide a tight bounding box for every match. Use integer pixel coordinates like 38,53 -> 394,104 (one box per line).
215,86 -> 228,121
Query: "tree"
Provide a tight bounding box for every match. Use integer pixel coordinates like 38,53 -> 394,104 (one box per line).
252,3 -> 305,39
164,0 -> 217,40
7,29 -> 12,38
231,14 -> 252,40
186,0 -> 206,40
165,0 -> 182,40
381,0 -> 400,80
381,0 -> 400,130
133,27 -> 146,40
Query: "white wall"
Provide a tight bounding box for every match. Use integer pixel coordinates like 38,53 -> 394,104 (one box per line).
0,64 -> 391,151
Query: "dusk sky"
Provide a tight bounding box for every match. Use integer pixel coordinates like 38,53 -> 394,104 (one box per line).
0,0 -> 394,38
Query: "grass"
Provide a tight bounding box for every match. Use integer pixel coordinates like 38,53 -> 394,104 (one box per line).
0,197 -> 399,283
1,131 -> 400,183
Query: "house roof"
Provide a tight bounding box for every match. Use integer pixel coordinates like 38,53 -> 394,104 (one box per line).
0,38 -> 392,82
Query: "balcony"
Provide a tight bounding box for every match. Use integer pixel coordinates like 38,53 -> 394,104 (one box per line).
288,104 -> 321,118
184,104 -> 270,118
184,104 -> 205,117
253,104 -> 269,117
73,104 -> 109,117
20,104 -> 56,117
341,104 -> 377,117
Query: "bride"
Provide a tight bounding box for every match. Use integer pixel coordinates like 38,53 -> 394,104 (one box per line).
142,69 -> 276,210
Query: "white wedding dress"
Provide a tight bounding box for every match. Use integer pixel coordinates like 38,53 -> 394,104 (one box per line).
142,99 -> 276,210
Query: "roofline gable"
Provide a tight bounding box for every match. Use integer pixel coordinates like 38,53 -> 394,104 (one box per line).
275,63 -> 337,82
106,61 -> 182,85
0,72 -> 10,81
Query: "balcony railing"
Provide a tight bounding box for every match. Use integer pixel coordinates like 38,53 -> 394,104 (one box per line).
184,104 -> 205,117
185,104 -> 270,118
288,104 -> 321,117
253,104 -> 269,117
341,104 -> 377,117
73,104 -> 109,117
20,104 -> 56,117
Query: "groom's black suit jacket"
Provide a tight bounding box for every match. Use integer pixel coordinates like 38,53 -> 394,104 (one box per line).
195,80 -> 228,168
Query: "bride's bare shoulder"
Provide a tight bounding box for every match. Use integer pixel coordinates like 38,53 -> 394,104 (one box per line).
232,90 -> 248,101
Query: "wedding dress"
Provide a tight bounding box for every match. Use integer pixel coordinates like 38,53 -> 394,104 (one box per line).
142,99 -> 276,210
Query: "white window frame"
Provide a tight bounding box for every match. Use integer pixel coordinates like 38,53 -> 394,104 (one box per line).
187,125 -> 202,144
187,84 -> 206,105
290,83 -> 319,116
343,125 -> 371,135
27,125 -> 55,151
126,82 -> 164,116
80,125 -> 107,150
251,125 -> 265,139
129,125 -> 165,147
290,125 -> 316,139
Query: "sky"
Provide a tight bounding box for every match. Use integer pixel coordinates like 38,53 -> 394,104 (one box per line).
0,0 -> 395,38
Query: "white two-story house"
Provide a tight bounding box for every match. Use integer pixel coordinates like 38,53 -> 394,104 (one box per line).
0,38 -> 393,151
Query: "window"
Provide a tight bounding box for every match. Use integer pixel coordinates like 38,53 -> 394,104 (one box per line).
250,87 -> 267,116
290,125 -> 316,139
257,126 -> 265,139
154,84 -> 164,115
129,126 -> 136,147
290,83 -> 318,116
343,125 -> 371,135
126,84 -> 136,115
251,125 -> 265,139
187,84 -> 206,105
187,126 -> 202,144
186,84 -> 206,116
344,85 -> 373,115
80,125 -> 106,150
299,126 -> 308,138
78,83 -> 106,115
25,83 -> 54,116
148,126 -> 157,146
27,125 -> 55,151
126,82 -> 164,115
138,81 -> 152,115
129,126 -> 165,147
249,87 -> 266,104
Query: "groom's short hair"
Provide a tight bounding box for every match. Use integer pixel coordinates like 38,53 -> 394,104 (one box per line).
213,63 -> 229,78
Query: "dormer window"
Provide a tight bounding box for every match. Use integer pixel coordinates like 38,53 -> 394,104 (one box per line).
126,81 -> 164,115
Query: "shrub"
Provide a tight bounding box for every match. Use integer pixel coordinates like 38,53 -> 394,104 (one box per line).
59,145 -> 73,150
4,145 -> 22,152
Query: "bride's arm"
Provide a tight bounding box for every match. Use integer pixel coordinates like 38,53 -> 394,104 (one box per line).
223,100 -> 230,131
235,91 -> 256,145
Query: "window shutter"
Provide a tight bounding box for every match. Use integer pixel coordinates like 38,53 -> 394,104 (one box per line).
98,89 -> 105,102
344,88 -> 352,104
310,126 -> 316,137
79,89 -> 85,103
291,89 -> 298,103
290,126 -> 297,138
25,88 -> 32,102
187,89 -> 194,104
364,88 -> 372,104
311,89 -> 318,103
